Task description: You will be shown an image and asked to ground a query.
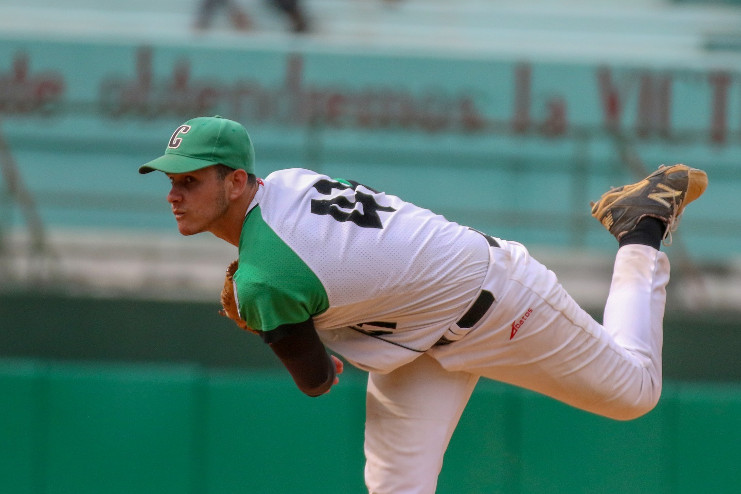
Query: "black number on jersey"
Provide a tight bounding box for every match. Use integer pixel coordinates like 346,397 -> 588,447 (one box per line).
311,179 -> 396,229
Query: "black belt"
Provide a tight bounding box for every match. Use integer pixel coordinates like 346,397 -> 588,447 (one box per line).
457,290 -> 495,328
468,228 -> 500,249
435,231 -> 499,347
435,289 -> 495,346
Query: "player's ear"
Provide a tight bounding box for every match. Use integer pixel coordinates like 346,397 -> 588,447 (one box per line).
226,168 -> 249,199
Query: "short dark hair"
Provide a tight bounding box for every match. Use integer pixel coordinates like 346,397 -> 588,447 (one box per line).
213,164 -> 256,184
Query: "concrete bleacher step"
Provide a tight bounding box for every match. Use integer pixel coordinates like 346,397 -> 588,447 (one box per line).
3,227 -> 741,312
1,229 -> 238,301
1,0 -> 740,62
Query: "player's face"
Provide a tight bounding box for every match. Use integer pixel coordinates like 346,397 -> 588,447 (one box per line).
166,167 -> 229,236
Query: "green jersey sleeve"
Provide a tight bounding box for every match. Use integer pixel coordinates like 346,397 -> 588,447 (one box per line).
233,206 -> 330,332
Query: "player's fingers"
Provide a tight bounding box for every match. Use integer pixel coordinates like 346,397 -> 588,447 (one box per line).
331,354 -> 344,375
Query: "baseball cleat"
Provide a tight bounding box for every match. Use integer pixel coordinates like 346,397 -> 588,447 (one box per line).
590,164 -> 708,245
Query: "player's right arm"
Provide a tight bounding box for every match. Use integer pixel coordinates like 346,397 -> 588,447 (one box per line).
262,318 -> 342,397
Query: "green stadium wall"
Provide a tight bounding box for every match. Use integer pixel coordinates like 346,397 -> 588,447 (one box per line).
1,358 -> 740,494
1,292 -> 740,493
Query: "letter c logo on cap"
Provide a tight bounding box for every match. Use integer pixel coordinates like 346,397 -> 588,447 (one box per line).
168,125 -> 191,149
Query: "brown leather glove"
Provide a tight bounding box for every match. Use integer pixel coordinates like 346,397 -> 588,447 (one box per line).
219,260 -> 258,335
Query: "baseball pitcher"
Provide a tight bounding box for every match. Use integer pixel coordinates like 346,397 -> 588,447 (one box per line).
140,116 -> 707,493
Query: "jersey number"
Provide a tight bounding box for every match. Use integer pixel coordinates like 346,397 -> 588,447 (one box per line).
311,179 -> 396,229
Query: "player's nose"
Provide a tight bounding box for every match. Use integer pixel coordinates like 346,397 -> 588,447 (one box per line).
167,186 -> 181,204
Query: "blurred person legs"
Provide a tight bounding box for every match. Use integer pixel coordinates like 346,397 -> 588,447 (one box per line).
194,0 -> 252,31
270,0 -> 309,33
194,0 -> 308,33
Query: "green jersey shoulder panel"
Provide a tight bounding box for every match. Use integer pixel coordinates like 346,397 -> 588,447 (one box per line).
233,205 -> 329,332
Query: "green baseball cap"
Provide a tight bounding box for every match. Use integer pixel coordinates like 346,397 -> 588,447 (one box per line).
139,116 -> 255,174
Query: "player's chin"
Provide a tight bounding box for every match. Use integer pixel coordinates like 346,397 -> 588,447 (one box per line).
174,219 -> 201,236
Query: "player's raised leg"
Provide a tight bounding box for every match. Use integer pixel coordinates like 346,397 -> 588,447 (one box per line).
591,163 -> 708,410
364,354 -> 479,494
431,245 -> 667,420
430,164 -> 707,420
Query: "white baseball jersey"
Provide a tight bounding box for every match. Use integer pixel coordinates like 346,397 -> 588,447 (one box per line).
228,168 -> 673,494
233,168 -> 490,372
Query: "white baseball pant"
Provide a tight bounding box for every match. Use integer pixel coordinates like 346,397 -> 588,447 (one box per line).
364,242 -> 669,493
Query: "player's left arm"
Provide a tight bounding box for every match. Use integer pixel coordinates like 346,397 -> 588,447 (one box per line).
261,319 -> 342,397
219,261 -> 340,396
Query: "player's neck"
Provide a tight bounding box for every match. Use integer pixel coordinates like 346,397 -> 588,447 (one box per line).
210,182 -> 258,246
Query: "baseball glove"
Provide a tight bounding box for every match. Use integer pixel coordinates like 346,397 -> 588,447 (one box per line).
219,259 -> 258,335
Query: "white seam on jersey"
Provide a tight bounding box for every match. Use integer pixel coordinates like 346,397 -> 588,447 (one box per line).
232,279 -> 242,319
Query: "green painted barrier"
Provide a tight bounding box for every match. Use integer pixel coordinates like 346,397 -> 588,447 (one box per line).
2,359 -> 740,493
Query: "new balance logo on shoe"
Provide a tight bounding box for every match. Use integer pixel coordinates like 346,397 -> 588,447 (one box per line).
647,183 -> 682,208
